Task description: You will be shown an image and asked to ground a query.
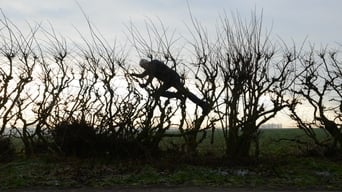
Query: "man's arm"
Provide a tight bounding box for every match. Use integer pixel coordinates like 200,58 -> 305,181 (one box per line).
130,70 -> 148,78
140,75 -> 153,88
130,70 -> 154,88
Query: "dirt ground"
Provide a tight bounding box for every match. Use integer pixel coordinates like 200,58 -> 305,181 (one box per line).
6,186 -> 340,192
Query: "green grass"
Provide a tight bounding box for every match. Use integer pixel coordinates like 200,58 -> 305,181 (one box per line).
1,128 -> 341,190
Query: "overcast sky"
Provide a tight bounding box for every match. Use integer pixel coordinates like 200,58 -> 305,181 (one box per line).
1,0 -> 342,47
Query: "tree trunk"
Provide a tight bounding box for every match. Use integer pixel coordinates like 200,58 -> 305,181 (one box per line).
321,116 -> 342,150
226,123 -> 258,162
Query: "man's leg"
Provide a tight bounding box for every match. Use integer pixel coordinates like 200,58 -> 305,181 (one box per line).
160,91 -> 184,99
153,83 -> 170,98
176,85 -> 209,112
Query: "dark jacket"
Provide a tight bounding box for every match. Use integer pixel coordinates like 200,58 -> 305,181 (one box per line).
149,60 -> 181,85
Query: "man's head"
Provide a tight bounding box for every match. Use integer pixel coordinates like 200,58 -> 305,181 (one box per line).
139,59 -> 150,69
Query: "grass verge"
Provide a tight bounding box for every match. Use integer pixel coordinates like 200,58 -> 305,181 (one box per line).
1,155 -> 341,190
0,129 -> 341,190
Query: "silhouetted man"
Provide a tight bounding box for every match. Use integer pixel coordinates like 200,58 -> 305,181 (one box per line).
131,59 -> 209,113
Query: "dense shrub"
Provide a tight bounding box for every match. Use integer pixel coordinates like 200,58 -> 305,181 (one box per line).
96,134 -> 155,159
52,119 -> 162,159
53,120 -> 97,157
0,137 -> 16,162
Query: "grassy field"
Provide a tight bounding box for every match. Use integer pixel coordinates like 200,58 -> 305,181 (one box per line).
163,128 -> 331,156
1,128 -> 341,190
